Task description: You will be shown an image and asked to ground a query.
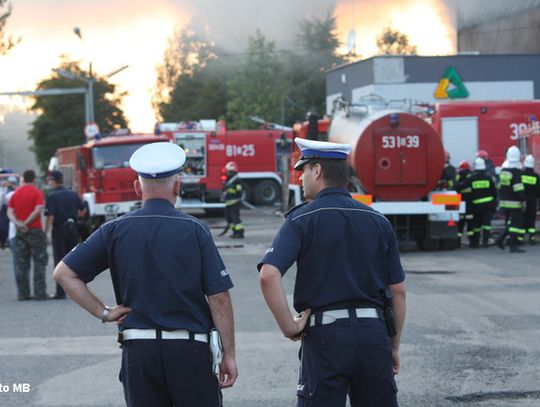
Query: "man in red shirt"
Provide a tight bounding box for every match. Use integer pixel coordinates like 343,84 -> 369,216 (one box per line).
8,170 -> 49,300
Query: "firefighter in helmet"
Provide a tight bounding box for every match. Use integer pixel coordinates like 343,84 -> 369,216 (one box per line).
476,149 -> 496,183
466,157 -> 498,248
222,161 -> 244,238
521,154 -> 540,245
455,160 -> 473,247
495,146 -> 526,252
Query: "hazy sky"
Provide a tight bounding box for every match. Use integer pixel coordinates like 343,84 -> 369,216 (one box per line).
1,0 -> 459,132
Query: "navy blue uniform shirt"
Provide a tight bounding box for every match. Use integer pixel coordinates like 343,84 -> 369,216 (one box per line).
63,199 -> 233,333
45,186 -> 84,226
258,187 -> 404,312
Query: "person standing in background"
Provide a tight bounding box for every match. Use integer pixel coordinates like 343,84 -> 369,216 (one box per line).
45,170 -> 85,299
3,176 -> 20,283
495,146 -> 526,253
521,155 -> 540,245
222,161 -> 244,239
7,170 -> 49,300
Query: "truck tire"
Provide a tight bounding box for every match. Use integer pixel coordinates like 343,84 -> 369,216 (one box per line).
253,180 -> 280,206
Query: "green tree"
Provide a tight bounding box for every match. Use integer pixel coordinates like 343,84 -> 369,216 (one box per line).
227,30 -> 286,129
0,0 -> 20,55
154,23 -> 230,122
286,11 -> 344,120
376,26 -> 417,55
29,60 -> 128,171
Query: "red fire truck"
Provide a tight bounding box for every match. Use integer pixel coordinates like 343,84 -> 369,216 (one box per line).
49,132 -> 169,230
430,101 -> 540,166
290,98 -> 463,250
156,120 -> 292,209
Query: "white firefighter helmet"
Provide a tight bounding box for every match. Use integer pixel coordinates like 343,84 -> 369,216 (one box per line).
524,154 -> 535,169
225,161 -> 239,172
505,146 -> 521,168
473,157 -> 486,171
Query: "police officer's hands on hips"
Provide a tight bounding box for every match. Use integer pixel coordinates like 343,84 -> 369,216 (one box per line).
104,305 -> 132,324
218,354 -> 238,389
286,309 -> 311,341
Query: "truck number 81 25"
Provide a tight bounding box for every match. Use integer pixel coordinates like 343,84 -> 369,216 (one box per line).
226,144 -> 255,157
381,135 -> 420,149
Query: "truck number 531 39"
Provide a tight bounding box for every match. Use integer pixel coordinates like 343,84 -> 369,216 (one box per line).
381,135 -> 420,149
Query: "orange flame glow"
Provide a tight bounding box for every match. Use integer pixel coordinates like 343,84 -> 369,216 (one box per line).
335,0 -> 456,58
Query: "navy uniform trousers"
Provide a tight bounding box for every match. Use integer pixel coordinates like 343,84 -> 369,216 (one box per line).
120,336 -> 222,407
297,315 -> 398,407
52,220 -> 80,297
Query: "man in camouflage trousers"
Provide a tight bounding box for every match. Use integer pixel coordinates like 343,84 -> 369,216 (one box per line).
7,170 -> 49,300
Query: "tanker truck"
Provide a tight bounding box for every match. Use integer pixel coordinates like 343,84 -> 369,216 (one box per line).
289,97 -> 464,250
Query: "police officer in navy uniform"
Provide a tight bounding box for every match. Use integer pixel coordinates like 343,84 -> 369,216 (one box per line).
258,138 -> 406,407
45,170 -> 85,299
54,142 -> 238,407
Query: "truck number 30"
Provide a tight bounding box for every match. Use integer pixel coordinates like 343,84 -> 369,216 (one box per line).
509,123 -> 528,140
226,144 -> 255,157
381,135 -> 420,149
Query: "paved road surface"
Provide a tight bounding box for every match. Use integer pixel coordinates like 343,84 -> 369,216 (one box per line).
0,208 -> 539,406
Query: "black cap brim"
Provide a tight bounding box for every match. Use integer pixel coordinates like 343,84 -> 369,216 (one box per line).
294,158 -> 313,171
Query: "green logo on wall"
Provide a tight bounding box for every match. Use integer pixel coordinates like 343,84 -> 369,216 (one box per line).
434,66 -> 469,99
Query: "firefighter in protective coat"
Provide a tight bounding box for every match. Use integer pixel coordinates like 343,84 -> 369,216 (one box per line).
455,161 -> 473,247
222,161 -> 244,238
495,146 -> 526,252
521,155 -> 540,245
466,157 -> 498,248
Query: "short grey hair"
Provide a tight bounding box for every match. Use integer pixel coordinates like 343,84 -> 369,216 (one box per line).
139,173 -> 179,194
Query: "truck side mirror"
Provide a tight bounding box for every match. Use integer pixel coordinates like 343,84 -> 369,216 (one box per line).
77,154 -> 86,170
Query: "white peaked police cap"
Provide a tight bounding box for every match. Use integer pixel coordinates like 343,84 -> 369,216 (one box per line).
129,142 -> 186,179
294,138 -> 352,170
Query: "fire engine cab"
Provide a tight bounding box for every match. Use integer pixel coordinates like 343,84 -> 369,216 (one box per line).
156,120 -> 292,208
49,131 -> 169,230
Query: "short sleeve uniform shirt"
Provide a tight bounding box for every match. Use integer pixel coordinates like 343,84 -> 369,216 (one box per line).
45,186 -> 85,226
63,199 -> 233,332
259,187 -> 404,312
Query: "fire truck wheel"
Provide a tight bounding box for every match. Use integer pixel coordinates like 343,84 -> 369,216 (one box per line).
253,180 -> 280,206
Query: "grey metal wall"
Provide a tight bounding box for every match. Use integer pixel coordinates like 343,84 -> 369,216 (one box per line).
327,54 -> 540,101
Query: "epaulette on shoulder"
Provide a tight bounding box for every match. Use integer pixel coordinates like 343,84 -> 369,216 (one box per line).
284,201 -> 310,218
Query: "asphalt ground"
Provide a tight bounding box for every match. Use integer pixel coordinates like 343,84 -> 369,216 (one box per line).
0,207 -> 539,407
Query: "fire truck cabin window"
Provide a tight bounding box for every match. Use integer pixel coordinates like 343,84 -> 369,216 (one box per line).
92,143 -> 149,170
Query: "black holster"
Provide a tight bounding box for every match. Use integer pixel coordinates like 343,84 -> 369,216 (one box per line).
380,288 -> 397,337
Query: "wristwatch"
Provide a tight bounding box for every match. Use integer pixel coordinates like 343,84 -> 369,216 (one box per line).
101,306 -> 111,323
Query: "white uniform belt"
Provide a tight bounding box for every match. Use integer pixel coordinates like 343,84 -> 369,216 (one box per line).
309,308 -> 379,327
122,329 -> 209,343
